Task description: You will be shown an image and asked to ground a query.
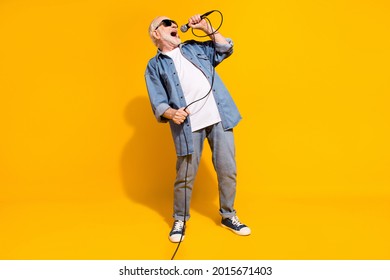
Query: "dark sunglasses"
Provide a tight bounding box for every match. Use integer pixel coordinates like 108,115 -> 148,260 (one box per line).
155,19 -> 177,30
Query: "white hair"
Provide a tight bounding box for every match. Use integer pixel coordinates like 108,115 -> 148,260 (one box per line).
148,16 -> 165,46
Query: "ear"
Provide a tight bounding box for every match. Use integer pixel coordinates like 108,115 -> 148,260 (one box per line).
152,30 -> 161,41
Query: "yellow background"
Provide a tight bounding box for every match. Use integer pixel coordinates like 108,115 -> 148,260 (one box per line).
1,0 -> 389,259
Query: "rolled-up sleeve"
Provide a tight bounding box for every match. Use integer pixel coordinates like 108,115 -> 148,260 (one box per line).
215,38 -> 233,54
196,38 -> 233,67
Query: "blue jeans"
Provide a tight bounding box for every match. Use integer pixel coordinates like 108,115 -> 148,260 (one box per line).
173,122 -> 237,221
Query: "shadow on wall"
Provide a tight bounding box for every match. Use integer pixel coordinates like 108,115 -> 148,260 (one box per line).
121,96 -> 220,226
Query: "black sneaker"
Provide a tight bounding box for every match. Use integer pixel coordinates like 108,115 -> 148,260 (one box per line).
169,220 -> 185,243
221,216 -> 251,236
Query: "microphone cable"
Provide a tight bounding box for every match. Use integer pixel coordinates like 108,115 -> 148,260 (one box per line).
171,10 -> 223,260
184,10 -> 223,110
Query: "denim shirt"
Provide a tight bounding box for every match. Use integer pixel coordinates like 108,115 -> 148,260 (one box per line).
144,39 -> 241,156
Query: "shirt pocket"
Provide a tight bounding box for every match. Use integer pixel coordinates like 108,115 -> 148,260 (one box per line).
196,53 -> 210,61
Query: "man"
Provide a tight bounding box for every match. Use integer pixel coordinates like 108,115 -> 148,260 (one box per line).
145,14 -> 250,242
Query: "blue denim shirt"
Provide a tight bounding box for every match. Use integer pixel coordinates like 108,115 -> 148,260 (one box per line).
144,39 -> 241,156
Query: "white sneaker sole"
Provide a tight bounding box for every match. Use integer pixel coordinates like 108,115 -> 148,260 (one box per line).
169,234 -> 185,243
221,223 -> 251,236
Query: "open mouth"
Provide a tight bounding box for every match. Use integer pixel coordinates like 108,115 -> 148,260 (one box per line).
171,31 -> 177,37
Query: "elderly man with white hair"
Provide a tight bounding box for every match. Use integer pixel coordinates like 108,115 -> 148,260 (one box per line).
144,14 -> 251,243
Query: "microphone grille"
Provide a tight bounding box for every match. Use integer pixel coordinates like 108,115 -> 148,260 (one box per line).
180,24 -> 188,33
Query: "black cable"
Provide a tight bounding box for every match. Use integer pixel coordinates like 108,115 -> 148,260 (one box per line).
190,10 -> 223,39
184,12 -> 223,110
171,11 -> 222,260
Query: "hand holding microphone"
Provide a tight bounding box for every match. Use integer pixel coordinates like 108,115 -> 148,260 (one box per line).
180,10 -> 215,33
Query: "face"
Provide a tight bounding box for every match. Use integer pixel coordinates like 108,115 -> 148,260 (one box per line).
153,17 -> 181,50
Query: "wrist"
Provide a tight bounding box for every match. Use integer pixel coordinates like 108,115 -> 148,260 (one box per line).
205,27 -> 218,35
164,107 -> 176,120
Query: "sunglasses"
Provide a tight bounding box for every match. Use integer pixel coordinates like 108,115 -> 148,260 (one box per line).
155,19 -> 177,30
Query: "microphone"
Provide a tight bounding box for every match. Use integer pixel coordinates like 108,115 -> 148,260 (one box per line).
180,10 -> 215,32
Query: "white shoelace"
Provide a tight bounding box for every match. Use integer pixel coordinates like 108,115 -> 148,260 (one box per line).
231,216 -> 243,227
173,220 -> 184,232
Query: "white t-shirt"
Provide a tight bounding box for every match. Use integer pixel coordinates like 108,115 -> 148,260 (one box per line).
164,48 -> 221,132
